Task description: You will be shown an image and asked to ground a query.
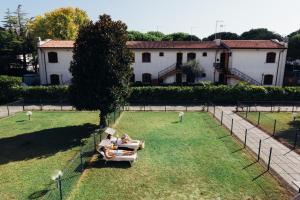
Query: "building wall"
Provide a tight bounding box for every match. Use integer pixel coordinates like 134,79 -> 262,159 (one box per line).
132,49 -> 217,83
230,49 -> 287,86
39,48 -> 73,85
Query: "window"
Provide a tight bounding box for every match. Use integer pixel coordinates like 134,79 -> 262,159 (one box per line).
130,74 -> 135,82
202,52 -> 207,57
50,74 -> 60,85
48,52 -> 58,63
202,73 -> 206,78
263,74 -> 273,85
142,73 -> 152,83
142,52 -> 151,63
187,53 -> 196,62
159,52 -> 164,57
266,52 -> 276,63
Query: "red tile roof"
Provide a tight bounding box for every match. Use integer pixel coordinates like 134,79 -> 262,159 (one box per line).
39,39 -> 286,49
222,40 -> 286,49
126,41 -> 220,49
39,40 -> 74,48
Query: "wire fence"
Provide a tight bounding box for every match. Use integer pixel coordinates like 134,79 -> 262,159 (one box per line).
39,107 -> 123,200
236,105 -> 300,152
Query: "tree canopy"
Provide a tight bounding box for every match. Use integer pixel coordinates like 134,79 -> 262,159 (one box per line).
202,32 -> 239,41
288,34 -> 300,60
69,14 -> 133,127
29,7 -> 90,40
128,31 -> 200,41
240,28 -> 283,40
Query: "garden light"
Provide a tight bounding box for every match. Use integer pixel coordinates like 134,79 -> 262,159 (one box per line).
51,170 -> 63,181
26,111 -> 32,120
179,112 -> 184,122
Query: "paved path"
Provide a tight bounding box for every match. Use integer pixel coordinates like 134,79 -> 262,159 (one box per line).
209,106 -> 300,192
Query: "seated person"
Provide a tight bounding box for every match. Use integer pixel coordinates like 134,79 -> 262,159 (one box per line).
101,147 -> 134,159
120,134 -> 139,144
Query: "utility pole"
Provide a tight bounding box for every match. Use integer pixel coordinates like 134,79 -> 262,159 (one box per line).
215,20 -> 224,40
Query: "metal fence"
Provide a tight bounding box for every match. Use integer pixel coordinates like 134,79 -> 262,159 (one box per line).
38,108 -> 123,200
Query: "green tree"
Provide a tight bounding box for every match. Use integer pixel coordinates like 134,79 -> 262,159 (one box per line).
2,5 -> 34,71
162,32 -> 200,41
288,34 -> 300,60
30,7 -> 89,40
240,28 -> 283,40
202,32 -> 239,41
69,14 -> 133,127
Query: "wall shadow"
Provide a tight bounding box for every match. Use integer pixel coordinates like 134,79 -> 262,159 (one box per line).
0,123 -> 98,165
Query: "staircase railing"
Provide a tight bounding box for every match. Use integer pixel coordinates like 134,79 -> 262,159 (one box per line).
229,68 -> 261,85
158,63 -> 177,79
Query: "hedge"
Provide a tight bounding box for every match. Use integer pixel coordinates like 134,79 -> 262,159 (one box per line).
0,75 -> 22,104
2,83 -> 300,105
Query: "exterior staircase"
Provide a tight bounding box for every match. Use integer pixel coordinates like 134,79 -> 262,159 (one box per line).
229,68 -> 261,85
158,63 -> 182,81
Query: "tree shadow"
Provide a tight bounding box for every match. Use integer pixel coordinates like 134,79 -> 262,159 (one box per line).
0,123 -> 98,165
28,189 -> 49,199
275,120 -> 300,153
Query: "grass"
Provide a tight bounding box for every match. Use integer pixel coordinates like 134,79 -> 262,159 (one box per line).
0,111 -> 99,200
238,112 -> 300,151
68,112 -> 291,200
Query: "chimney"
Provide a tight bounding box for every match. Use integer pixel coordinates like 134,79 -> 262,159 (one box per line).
214,39 -> 221,46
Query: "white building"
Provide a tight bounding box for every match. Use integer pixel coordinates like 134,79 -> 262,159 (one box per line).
37,39 -> 288,86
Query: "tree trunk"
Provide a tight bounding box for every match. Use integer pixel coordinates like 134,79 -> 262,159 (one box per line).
99,112 -> 107,128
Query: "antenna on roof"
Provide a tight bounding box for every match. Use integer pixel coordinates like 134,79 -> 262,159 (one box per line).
215,20 -> 224,40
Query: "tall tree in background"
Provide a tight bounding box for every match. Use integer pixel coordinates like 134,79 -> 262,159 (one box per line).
30,7 -> 89,40
162,32 -> 200,41
288,34 -> 300,60
2,5 -> 34,72
202,32 -> 239,41
69,14 -> 133,127
240,28 -> 283,41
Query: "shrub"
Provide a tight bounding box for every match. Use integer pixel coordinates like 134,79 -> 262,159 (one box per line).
21,86 -> 69,103
0,75 -> 22,104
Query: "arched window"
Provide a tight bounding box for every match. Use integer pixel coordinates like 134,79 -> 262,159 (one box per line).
142,52 -> 151,63
187,53 -> 196,62
48,52 -> 58,63
142,73 -> 152,83
263,74 -> 273,85
202,52 -> 207,57
266,52 -> 276,63
50,74 -> 60,85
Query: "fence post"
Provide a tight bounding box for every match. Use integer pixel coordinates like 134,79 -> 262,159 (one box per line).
221,111 -> 223,125
213,105 -> 216,118
22,104 -> 25,111
186,106 -> 188,112
93,132 -> 97,153
165,105 -> 167,112
272,120 -> 277,137
58,175 -> 63,200
80,150 -> 84,173
257,139 -> 262,161
294,132 -> 298,149
257,112 -> 261,125
246,106 -> 248,118
230,119 -> 234,135
206,103 -> 209,112
40,104 -> 43,111
244,129 -> 248,148
267,147 -> 273,171
6,105 -> 9,116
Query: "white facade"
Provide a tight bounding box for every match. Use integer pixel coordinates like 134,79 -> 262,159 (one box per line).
38,40 -> 288,86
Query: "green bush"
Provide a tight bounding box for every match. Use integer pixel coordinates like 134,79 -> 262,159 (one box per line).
0,75 -> 22,104
22,86 -> 69,103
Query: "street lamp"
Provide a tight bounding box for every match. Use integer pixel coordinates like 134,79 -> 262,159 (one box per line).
52,170 -> 63,200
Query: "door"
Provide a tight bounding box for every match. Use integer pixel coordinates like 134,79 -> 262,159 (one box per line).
176,53 -> 183,67
50,74 -> 60,85
220,53 -> 229,69
176,73 -> 182,84
219,73 -> 225,84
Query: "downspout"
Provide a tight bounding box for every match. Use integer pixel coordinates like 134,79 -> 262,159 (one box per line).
275,49 -> 284,86
42,49 -> 49,85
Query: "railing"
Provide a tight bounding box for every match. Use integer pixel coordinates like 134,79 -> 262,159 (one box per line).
230,68 -> 261,85
158,63 -> 177,80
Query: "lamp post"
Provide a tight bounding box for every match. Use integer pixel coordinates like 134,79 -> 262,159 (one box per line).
52,170 -> 63,200
26,111 -> 32,120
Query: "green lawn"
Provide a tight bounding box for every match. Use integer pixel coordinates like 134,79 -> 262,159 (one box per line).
0,111 -> 99,200
238,112 -> 300,151
68,112 -> 291,200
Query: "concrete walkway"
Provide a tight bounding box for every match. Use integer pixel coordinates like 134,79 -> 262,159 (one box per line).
209,106 -> 300,192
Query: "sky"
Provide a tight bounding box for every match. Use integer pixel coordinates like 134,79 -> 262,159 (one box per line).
1,0 -> 299,38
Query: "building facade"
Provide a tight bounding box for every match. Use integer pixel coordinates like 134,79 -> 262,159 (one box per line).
37,39 -> 288,86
